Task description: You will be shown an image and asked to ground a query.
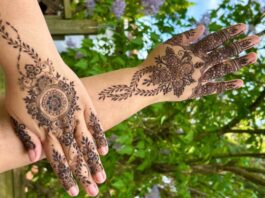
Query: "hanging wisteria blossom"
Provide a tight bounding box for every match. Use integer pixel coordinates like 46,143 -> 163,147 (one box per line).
85,0 -> 96,15
141,0 -> 165,15
112,0 -> 126,19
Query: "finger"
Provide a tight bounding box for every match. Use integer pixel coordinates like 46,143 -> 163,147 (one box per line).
58,123 -> 99,197
204,35 -> 260,67
85,110 -> 108,156
190,80 -> 243,98
193,23 -> 247,54
75,118 -> 106,184
43,133 -> 78,197
165,24 -> 205,46
11,117 -> 42,162
203,52 -> 257,81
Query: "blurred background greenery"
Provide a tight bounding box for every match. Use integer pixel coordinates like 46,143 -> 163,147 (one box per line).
1,0 -> 265,197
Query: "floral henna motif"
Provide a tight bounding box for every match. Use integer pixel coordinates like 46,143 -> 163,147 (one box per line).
81,136 -> 103,175
51,149 -> 76,190
11,117 -> 36,150
99,24 -> 253,101
0,19 -> 88,190
87,112 -> 108,148
0,19 -> 80,137
98,47 -> 203,101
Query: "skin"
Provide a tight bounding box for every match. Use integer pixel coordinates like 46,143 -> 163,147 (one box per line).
0,22 -> 261,197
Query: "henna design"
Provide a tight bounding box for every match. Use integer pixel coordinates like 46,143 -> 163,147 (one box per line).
0,19 -> 91,190
87,112 -> 108,148
165,28 -> 196,46
11,117 -> 35,150
70,142 -> 92,186
0,19 -> 80,136
51,149 -> 76,190
203,57 -> 250,81
98,24 -> 253,101
190,81 -> 238,98
99,47 -> 202,100
81,136 -> 103,175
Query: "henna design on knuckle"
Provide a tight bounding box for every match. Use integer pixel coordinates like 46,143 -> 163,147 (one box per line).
11,117 -> 36,150
203,56 -> 250,81
51,149 -> 77,190
190,81 -> 238,98
192,24 -> 243,55
165,28 -> 197,46
81,136 -> 103,175
87,112 -> 108,148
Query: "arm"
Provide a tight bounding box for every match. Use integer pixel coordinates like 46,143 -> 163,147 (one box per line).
0,67 -> 156,173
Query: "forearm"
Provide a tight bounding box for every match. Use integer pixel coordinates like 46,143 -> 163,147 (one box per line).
0,65 -> 160,172
0,0 -> 64,78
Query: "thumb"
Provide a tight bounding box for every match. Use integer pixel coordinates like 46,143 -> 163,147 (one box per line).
11,117 -> 42,162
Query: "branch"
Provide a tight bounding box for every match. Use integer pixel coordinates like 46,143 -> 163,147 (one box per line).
187,152 -> 265,164
221,129 -> 265,135
257,29 -> 265,37
220,89 -> 265,133
222,166 -> 265,186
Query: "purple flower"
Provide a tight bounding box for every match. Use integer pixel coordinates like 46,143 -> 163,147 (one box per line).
85,0 -> 95,15
75,51 -> 84,59
66,38 -> 76,49
141,0 -> 164,15
112,0 -> 126,19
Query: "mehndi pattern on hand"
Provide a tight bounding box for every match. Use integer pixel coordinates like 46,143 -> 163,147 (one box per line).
98,24 -> 260,101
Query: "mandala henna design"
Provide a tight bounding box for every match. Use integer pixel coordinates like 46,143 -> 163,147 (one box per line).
0,19 -> 86,190
0,19 -> 80,136
11,117 -> 36,150
81,136 -> 103,175
87,112 -> 108,148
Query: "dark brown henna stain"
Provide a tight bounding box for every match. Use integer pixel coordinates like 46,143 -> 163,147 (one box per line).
0,19 -> 80,135
98,25 -> 251,101
192,24 -> 243,55
0,19 -> 88,190
190,81 -> 238,98
165,28 -> 196,46
99,47 -> 202,100
11,117 -> 36,150
71,143 -> 92,186
81,136 -> 103,175
51,149 -> 76,190
203,56 -> 250,81
87,112 -> 108,148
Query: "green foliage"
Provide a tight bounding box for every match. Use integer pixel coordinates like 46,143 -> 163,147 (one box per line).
26,0 -> 265,197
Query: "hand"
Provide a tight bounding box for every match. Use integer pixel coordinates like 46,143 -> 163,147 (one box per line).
98,24 -> 260,101
0,19 -> 108,196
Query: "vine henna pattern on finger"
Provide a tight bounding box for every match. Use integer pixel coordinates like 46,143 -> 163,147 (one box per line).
87,112 -> 108,148
98,24 -> 253,101
11,117 -> 36,150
